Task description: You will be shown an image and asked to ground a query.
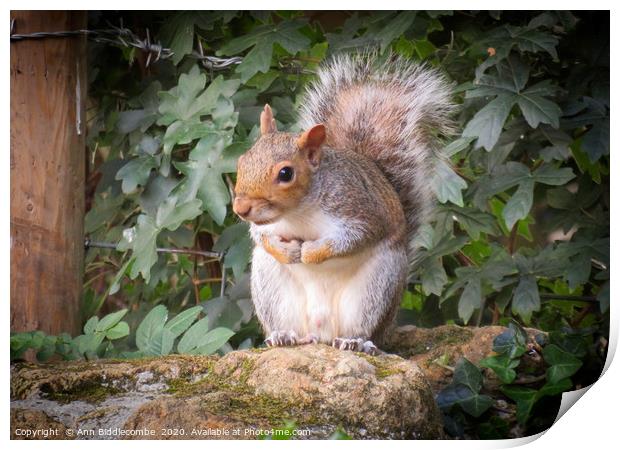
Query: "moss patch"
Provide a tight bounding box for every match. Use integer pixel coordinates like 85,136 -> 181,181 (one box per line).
362,355 -> 405,379
387,325 -> 474,358
41,381 -> 122,404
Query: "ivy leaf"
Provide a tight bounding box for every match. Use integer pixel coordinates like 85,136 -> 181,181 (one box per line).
453,358 -> 483,392
459,394 -> 493,417
463,94 -> 515,151
458,277 -> 482,324
479,354 -> 519,383
432,159 -> 468,206
436,384 -> 476,410
503,178 -> 534,229
218,20 -> 310,82
501,386 -> 538,424
543,344 -> 583,384
537,378 -> 573,397
511,275 -> 540,323
493,322 -> 528,358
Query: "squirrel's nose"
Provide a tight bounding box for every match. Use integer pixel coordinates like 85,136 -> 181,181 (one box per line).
233,197 -> 252,218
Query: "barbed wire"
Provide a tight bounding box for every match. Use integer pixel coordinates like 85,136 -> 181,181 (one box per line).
10,20 -> 242,70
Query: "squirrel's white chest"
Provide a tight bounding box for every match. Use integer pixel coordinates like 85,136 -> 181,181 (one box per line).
253,210 -> 370,341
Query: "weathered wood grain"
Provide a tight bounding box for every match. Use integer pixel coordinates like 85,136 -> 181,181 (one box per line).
10,11 -> 87,335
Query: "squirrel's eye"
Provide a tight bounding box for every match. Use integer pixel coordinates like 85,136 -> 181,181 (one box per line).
277,166 -> 294,183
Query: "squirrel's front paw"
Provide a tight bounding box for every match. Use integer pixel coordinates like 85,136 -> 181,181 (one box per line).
301,240 -> 334,264
264,330 -> 299,347
262,235 -> 301,264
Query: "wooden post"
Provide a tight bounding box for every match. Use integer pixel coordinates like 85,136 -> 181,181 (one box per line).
10,11 -> 87,335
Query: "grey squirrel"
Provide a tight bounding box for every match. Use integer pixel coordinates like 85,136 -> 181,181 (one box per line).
233,53 -> 454,354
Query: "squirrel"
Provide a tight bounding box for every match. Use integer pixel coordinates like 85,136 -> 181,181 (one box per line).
232,53 -> 454,354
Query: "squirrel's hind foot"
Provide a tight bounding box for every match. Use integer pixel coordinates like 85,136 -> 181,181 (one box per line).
332,337 -> 379,355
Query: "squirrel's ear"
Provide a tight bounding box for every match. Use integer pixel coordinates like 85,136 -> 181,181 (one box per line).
297,124 -> 326,167
260,104 -> 277,135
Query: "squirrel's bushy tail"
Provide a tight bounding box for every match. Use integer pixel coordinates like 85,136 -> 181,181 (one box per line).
299,52 -> 455,253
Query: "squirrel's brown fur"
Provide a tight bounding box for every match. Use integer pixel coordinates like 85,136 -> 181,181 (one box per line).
233,53 -> 453,353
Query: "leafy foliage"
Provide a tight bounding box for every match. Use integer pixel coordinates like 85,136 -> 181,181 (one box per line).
29,10 -> 609,438
438,320 -> 596,437
10,305 -> 234,361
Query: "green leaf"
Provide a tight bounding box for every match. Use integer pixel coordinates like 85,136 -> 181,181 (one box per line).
511,275 -> 540,323
436,383 -> 476,410
432,159 -> 468,206
174,135 -> 243,225
533,164 -> 576,186
421,258 -> 448,296
500,386 -> 538,424
492,323 -> 527,358
375,11 -> 417,52
218,20 -> 310,82
193,327 -> 236,355
538,378 -> 573,397
543,344 -> 583,384
164,306 -> 203,339
158,69 -> 240,125
441,206 -> 499,240
503,178 -> 534,229
95,309 -> 128,332
213,223 -> 253,278
155,197 -> 202,231
105,322 -> 130,340
458,278 -> 482,324
463,94 -> 515,151
453,358 -> 483,393
136,305 -> 168,353
83,316 -> 99,335
582,117 -> 610,162
479,354 -> 519,383
459,394 -> 493,417
597,280 -> 610,313
442,136 -> 475,157
517,92 -> 562,128
115,156 -> 159,194
177,316 -> 210,354
120,215 -> 159,282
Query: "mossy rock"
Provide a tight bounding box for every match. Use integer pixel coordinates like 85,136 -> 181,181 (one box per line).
10,345 -> 443,440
